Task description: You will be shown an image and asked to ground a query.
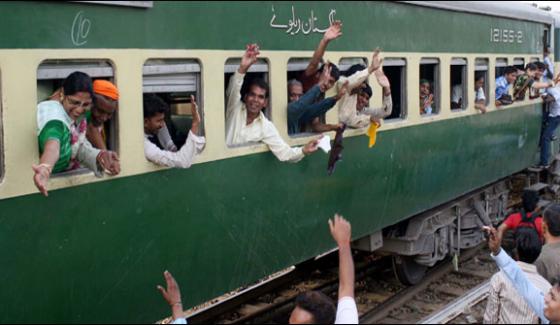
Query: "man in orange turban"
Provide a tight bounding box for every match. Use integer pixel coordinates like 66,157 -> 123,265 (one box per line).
86,80 -> 119,150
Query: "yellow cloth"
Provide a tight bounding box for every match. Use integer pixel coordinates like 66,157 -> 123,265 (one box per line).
367,123 -> 378,148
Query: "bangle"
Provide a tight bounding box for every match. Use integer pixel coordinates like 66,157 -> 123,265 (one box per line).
37,163 -> 52,174
170,301 -> 182,307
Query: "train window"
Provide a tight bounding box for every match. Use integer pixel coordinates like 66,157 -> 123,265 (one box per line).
530,57 -> 540,63
450,58 -> 467,111
383,58 -> 407,120
475,58 -> 490,106
495,58 -> 508,79
513,58 -> 525,72
420,58 -> 440,116
143,59 -> 204,151
36,60 -> 117,176
286,58 -> 331,136
224,58 -> 270,147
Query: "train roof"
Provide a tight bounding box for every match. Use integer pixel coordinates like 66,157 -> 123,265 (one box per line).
403,1 -> 554,25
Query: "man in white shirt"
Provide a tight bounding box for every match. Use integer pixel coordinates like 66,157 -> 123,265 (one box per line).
485,226 -> 560,324
483,227 -> 551,324
289,214 -> 359,324
226,44 -> 320,163
143,94 -> 205,168
337,51 -> 391,129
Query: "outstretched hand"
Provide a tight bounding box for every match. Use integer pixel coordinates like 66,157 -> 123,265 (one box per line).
368,48 -> 383,74
329,214 -> 352,247
239,44 -> 260,74
97,151 -> 121,175
303,135 -> 322,155
323,20 -> 343,42
190,95 -> 201,134
482,226 -> 502,255
32,164 -> 51,197
157,270 -> 184,321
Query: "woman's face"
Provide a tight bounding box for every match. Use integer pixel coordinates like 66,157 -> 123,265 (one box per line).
420,82 -> 431,97
62,91 -> 92,120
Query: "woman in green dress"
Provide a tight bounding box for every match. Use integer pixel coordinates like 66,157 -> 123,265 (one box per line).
33,71 -> 120,196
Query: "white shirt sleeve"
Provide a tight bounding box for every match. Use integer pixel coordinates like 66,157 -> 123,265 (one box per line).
157,124 -> 178,152
261,120 -> 305,163
451,85 -> 463,104
362,95 -> 393,120
475,87 -> 486,102
171,317 -> 187,324
335,296 -> 359,324
144,131 -> 205,168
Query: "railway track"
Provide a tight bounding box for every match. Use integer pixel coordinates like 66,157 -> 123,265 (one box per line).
165,244 -> 496,324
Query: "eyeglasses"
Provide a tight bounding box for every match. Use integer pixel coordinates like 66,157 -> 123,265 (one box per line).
64,96 -> 92,110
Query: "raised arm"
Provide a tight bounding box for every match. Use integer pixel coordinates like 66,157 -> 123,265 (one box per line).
227,44 -> 261,119
486,226 -> 549,323
157,270 -> 185,323
303,21 -> 342,78
329,214 -> 354,299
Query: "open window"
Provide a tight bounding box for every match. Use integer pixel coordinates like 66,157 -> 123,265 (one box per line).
530,57 -> 540,63
475,58 -> 490,106
225,58 -> 270,119
383,58 -> 407,120
513,57 -> 525,72
420,58 -> 440,116
224,58 -> 270,147
450,58 -> 467,111
495,58 -> 508,79
286,58 -> 327,136
37,60 -> 117,176
143,59 -> 203,149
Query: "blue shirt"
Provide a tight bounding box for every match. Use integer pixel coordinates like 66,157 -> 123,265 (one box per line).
492,248 -> 549,324
287,85 -> 336,135
495,76 -> 510,100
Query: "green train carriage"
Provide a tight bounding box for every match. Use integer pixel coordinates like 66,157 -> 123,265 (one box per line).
0,1 -> 556,323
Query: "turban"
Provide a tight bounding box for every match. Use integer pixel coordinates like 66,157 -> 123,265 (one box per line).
93,80 -> 119,101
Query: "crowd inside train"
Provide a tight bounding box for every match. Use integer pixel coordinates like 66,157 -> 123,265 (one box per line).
27,21 -> 560,324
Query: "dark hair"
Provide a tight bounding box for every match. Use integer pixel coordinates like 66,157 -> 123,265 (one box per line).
522,190 -> 539,213
319,62 -> 341,81
475,72 -> 485,82
342,64 -> 366,78
143,93 -> 169,119
514,227 -> 542,264
535,61 -> 547,71
361,83 -> 373,98
525,63 -> 538,71
544,204 -> 560,237
504,66 -> 518,76
294,291 -> 336,324
552,276 -> 560,287
245,78 -> 270,99
63,71 -> 93,99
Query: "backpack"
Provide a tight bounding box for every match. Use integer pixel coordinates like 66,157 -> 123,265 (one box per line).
517,209 -> 539,234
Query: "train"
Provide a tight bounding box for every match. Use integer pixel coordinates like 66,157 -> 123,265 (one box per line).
0,1 -> 558,323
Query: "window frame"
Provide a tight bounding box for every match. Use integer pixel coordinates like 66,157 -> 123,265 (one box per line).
475,58 -> 490,106
0,68 -> 3,184
142,58 -> 205,154
36,59 -> 118,177
420,57 -> 441,116
224,58 -> 271,148
383,58 -> 407,121
450,58 -> 468,111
